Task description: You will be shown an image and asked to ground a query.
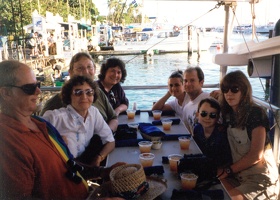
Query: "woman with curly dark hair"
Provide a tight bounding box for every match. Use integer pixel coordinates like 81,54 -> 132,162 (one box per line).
43,75 -> 115,167
217,70 -> 279,199
98,57 -> 129,115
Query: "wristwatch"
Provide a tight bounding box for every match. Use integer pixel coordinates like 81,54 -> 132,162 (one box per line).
224,166 -> 233,175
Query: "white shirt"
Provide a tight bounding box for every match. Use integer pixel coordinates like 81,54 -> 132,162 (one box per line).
182,92 -> 210,134
166,93 -> 189,119
42,105 -> 114,158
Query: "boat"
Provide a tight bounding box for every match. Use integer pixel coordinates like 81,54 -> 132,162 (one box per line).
256,24 -> 275,34
113,27 -> 216,53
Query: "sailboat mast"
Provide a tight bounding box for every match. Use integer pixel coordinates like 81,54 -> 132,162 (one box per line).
141,0 -> 145,25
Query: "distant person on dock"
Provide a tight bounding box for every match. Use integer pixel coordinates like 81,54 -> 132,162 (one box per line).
97,57 -> 129,116
42,75 -> 115,167
40,52 -> 118,133
217,70 -> 279,199
152,70 -> 187,119
27,33 -> 37,56
182,67 -> 209,134
47,33 -> 56,55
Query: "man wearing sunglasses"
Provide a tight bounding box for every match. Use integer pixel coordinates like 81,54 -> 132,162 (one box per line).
182,67 -> 210,134
0,60 -> 124,199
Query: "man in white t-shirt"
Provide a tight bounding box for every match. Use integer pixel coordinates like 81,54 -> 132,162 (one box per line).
182,67 -> 209,134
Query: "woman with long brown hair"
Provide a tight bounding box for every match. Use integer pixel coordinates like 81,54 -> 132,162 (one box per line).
218,70 -> 279,199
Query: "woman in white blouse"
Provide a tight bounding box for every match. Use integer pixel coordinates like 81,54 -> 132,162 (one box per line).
43,75 -> 115,166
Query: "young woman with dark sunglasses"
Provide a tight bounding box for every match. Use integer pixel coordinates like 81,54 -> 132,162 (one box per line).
193,98 -> 232,171
43,75 -> 115,167
218,70 -> 279,199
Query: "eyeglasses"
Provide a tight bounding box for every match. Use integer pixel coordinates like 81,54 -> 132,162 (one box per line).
74,66 -> 94,72
6,82 -> 41,95
221,86 -> 239,94
109,90 -> 116,104
200,111 -> 218,119
73,89 -> 94,97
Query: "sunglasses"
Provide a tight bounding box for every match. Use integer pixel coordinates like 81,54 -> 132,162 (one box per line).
7,82 -> 41,95
221,86 -> 239,94
73,89 -> 94,97
200,111 -> 218,119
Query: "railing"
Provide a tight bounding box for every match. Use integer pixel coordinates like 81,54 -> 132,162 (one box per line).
40,84 -> 280,165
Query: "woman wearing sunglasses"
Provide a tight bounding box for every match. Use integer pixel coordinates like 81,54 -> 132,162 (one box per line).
217,70 -> 279,199
193,98 -> 232,171
97,57 -> 129,116
43,75 -> 115,167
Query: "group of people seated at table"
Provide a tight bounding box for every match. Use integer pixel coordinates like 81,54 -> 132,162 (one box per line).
0,51 -> 279,199
152,67 -> 279,199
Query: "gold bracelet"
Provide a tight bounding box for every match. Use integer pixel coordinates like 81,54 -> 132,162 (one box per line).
98,153 -> 104,160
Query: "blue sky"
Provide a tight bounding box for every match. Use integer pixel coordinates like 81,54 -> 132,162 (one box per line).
94,0 -> 280,26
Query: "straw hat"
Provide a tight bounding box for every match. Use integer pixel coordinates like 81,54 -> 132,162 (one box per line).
91,164 -> 167,199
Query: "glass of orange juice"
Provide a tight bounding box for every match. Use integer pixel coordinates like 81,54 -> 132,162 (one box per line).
152,110 -> 162,120
139,153 -> 155,167
138,141 -> 152,153
180,173 -> 198,190
127,110 -> 136,119
178,136 -> 191,150
168,154 -> 183,172
162,119 -> 173,131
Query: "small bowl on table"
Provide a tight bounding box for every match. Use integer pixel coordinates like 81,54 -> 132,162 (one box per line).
151,140 -> 162,150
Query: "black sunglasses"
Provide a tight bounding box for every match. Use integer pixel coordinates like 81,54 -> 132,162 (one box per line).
221,86 -> 239,94
7,82 -> 41,95
73,89 -> 94,97
200,111 -> 218,119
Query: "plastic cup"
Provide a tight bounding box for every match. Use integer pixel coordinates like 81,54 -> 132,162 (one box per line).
178,136 -> 191,150
162,119 -> 173,130
139,153 -> 155,167
168,154 -> 183,172
138,141 -> 152,153
180,173 -> 198,190
152,110 -> 162,120
127,110 -> 136,119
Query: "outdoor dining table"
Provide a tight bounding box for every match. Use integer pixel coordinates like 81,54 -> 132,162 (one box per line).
107,111 -> 230,199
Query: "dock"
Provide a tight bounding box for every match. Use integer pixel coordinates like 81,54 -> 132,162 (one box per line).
89,49 -> 197,59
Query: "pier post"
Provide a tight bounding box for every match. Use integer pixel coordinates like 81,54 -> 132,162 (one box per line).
188,26 -> 193,55
196,29 -> 201,58
270,18 -> 280,161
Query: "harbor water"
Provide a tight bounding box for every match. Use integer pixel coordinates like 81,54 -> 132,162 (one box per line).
94,45 -> 269,110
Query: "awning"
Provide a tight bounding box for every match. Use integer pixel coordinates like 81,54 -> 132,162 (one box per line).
59,22 -> 70,30
78,23 -> 92,31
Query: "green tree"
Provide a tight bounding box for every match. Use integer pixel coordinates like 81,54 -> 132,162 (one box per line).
0,0 -> 104,37
107,0 -> 142,25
